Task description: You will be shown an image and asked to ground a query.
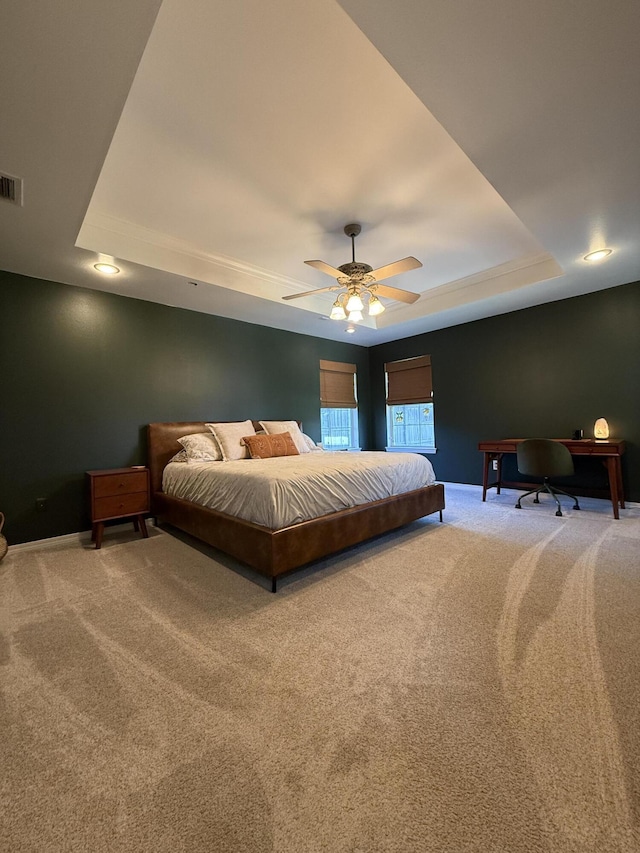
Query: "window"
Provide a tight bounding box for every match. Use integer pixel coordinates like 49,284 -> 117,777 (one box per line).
386,403 -> 435,450
319,360 -> 359,450
385,355 -> 436,452
321,407 -> 360,450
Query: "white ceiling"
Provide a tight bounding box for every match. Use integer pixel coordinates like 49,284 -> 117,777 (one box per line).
2,0 -> 639,346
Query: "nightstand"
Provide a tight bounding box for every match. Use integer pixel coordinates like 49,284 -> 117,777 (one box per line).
87,467 -> 150,549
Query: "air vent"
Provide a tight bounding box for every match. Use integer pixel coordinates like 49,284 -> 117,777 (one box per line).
0,172 -> 23,206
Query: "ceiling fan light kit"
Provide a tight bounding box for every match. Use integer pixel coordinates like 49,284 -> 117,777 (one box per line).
346,291 -> 364,313
330,298 -> 347,321
283,223 -> 422,323
368,294 -> 385,316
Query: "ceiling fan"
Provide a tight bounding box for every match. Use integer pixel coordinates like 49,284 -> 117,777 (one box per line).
283,224 -> 422,322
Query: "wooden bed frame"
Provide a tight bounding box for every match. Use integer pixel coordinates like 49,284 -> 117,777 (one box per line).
148,421 -> 445,591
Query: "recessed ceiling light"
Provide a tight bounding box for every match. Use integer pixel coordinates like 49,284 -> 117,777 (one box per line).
583,249 -> 612,262
94,263 -> 120,275
345,325 -> 356,334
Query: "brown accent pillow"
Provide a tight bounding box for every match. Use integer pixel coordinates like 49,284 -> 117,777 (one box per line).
242,432 -> 300,459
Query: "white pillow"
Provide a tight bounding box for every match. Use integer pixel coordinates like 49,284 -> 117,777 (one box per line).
169,449 -> 189,463
259,420 -> 308,454
177,432 -> 222,462
207,420 -> 255,461
301,433 -> 323,452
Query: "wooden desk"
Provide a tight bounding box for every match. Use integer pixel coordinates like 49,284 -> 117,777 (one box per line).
478,439 -> 626,518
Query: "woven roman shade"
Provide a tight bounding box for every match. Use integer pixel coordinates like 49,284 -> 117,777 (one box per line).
385,355 -> 432,405
320,360 -> 357,408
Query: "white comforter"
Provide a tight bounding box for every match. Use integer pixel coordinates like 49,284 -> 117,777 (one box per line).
162,451 -> 436,530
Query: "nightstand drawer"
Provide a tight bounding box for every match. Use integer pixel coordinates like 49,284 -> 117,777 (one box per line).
94,491 -> 149,521
94,471 -> 148,498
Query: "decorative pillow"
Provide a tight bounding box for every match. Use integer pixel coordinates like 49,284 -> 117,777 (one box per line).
206,420 -> 255,461
169,449 -> 189,463
242,432 -> 300,459
259,420 -> 308,454
301,433 -> 321,452
177,432 -> 222,462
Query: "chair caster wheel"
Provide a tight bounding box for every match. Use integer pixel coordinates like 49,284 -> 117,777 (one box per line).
574,505 -> 581,510
555,510 -> 563,517
515,504 -> 521,509
533,498 -> 540,503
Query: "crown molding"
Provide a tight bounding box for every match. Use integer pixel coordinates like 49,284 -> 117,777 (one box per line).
77,212 -> 311,296
375,252 -> 562,327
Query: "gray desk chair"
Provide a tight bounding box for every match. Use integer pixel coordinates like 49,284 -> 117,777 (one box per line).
515,439 -> 580,517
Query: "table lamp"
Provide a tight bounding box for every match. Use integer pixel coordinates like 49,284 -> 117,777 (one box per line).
594,418 -> 610,440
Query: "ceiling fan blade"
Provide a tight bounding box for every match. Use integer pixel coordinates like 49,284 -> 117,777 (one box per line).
304,259 -> 346,279
282,285 -> 338,301
369,256 -> 422,283
374,283 -> 420,304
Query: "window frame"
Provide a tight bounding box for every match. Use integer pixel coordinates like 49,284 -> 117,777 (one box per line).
320,406 -> 361,451
384,355 -> 436,453
385,402 -> 436,454
319,359 -> 360,450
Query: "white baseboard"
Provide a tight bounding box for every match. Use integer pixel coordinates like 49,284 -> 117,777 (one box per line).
7,521 -> 160,554
438,481 -> 482,492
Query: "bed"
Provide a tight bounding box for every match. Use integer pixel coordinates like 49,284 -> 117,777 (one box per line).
148,421 -> 445,591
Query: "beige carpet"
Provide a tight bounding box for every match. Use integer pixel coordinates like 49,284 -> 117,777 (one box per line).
1,485 -> 639,852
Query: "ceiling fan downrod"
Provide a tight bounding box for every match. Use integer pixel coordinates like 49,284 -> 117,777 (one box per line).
338,224 -> 375,282
344,223 -> 361,263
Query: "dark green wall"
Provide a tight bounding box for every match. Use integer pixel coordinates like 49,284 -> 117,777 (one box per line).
369,280 -> 640,502
0,271 -> 371,544
2,271 -> 638,545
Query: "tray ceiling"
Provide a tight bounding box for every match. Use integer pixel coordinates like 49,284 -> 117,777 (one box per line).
2,0 -> 639,344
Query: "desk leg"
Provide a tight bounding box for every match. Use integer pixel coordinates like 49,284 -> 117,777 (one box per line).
496,454 -> 503,495
616,458 -> 625,508
605,458 -> 620,519
482,452 -> 490,501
